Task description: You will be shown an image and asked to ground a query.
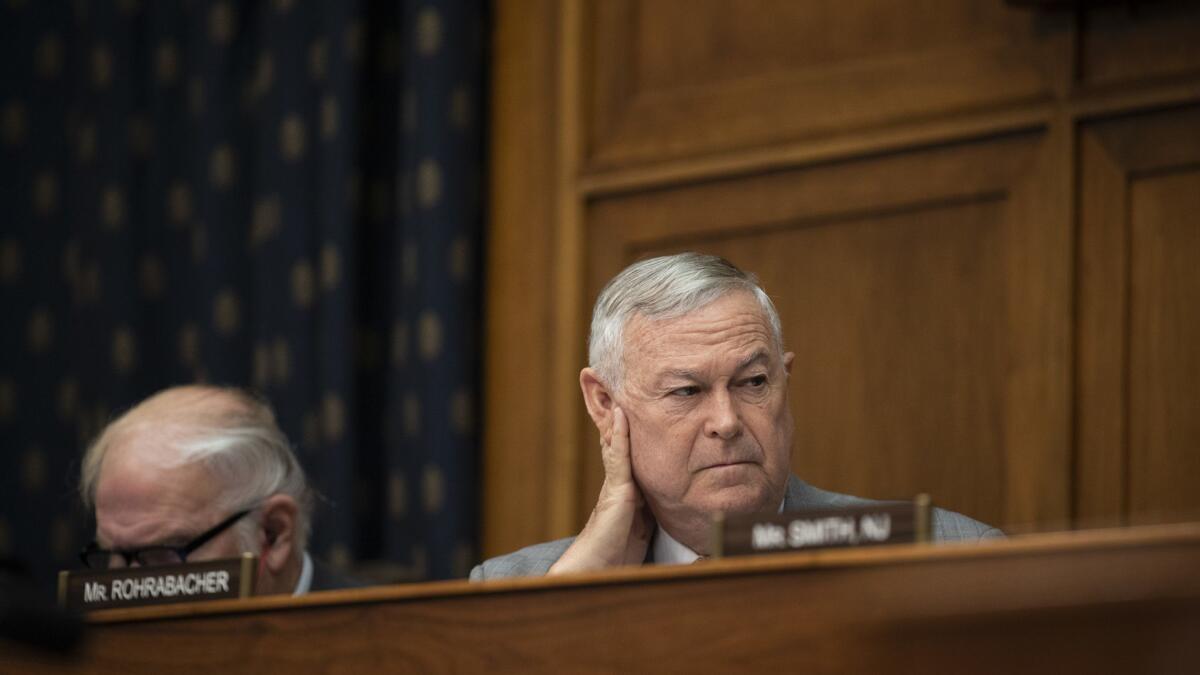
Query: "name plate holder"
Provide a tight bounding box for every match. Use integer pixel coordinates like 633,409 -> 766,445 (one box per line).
712,495 -> 932,558
57,554 -> 257,612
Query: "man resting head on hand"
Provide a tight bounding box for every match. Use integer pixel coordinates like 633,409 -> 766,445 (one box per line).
472,253 -> 1001,579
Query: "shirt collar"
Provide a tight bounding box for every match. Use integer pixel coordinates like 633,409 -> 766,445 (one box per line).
292,551 -> 313,596
651,526 -> 700,565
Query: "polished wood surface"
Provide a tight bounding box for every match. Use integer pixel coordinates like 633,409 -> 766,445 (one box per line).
485,1 -> 1200,556
11,525 -> 1200,674
483,0 -> 563,553
1077,105 -> 1200,527
1079,4 -> 1200,88
585,0 -> 1067,170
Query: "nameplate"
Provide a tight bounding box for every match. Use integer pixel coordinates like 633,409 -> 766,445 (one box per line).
712,495 -> 931,558
58,554 -> 256,612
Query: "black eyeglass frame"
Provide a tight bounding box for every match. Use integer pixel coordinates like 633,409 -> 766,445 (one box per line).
80,508 -> 253,569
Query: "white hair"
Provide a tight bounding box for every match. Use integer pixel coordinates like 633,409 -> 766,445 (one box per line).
80,386 -> 314,553
588,252 -> 784,390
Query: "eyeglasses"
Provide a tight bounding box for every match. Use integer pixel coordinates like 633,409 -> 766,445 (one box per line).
80,508 -> 252,570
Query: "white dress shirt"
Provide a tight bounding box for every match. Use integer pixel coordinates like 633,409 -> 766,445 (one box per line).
292,551 -> 313,596
651,526 -> 702,565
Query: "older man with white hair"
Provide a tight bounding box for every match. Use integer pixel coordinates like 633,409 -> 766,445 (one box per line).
79,385 -> 352,595
472,252 -> 1001,579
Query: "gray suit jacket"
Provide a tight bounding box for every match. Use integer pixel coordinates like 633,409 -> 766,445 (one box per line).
470,475 -> 1002,580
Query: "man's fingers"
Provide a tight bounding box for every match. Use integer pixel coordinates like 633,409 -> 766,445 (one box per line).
602,406 -> 633,485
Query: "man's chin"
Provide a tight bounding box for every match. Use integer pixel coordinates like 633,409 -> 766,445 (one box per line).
695,483 -> 776,517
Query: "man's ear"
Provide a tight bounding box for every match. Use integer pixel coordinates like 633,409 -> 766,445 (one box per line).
257,493 -> 299,574
580,367 -> 617,436
783,351 -> 795,375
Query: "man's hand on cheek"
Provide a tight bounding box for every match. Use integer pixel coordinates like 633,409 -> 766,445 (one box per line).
549,406 -> 655,574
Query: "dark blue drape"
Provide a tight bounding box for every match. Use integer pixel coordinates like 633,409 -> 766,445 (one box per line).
0,0 -> 484,592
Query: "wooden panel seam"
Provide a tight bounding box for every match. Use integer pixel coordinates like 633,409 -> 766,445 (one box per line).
577,77 -> 1200,199
622,191 -> 1010,254
578,105 -> 1054,198
1075,124 -> 1130,526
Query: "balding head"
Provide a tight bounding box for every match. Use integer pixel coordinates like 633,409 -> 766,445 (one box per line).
84,386 -> 261,480
80,385 -> 313,595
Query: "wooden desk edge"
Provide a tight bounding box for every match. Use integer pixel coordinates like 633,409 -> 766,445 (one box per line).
87,521 -> 1200,625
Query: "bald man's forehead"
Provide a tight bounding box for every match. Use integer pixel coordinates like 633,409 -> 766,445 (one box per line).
97,425 -> 224,510
94,449 -> 225,548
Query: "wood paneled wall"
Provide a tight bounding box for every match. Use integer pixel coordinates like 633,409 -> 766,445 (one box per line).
484,0 -> 1200,557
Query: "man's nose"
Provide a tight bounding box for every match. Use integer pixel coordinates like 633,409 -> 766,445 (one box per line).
704,389 -> 742,440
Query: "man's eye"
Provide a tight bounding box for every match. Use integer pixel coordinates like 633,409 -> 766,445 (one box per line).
744,375 -> 767,388
671,386 -> 700,397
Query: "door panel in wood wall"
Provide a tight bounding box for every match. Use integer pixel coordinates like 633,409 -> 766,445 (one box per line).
585,0 -> 1065,170
1130,171 -> 1200,520
583,133 -> 1070,531
1078,105 -> 1200,527
1080,4 -> 1200,88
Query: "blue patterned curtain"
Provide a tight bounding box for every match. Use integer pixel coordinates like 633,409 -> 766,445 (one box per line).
0,0 -> 484,592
